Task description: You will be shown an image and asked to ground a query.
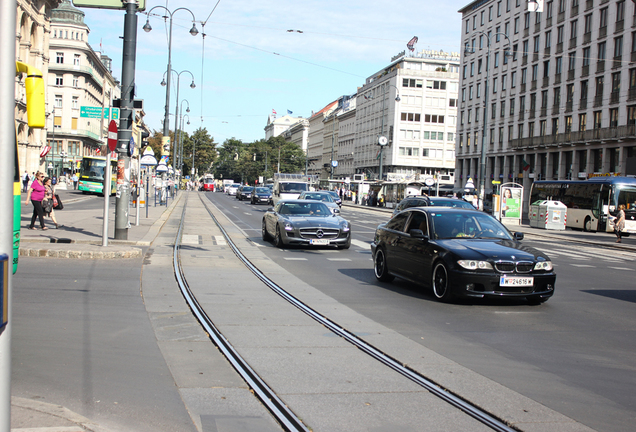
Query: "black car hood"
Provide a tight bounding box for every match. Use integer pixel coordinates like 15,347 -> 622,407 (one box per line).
436,238 -> 548,261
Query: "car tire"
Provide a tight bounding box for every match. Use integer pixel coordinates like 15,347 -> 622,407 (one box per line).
432,262 -> 454,302
373,248 -> 394,282
583,217 -> 592,232
274,225 -> 284,248
262,219 -> 271,241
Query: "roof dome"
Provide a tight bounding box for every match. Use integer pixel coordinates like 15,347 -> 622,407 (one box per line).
52,0 -> 86,26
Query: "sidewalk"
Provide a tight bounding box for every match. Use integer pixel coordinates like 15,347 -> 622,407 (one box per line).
19,188 -> 179,259
12,189 -> 180,432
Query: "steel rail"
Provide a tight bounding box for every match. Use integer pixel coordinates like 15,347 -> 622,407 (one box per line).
172,195 -> 310,432
198,194 -> 519,432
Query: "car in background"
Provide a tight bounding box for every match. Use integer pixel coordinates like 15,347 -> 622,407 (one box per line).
237,185 -> 254,201
251,187 -> 273,205
327,190 -> 342,206
262,200 -> 351,249
392,195 -> 475,215
226,183 -> 241,196
298,191 -> 340,214
371,207 -> 555,304
201,177 -> 215,192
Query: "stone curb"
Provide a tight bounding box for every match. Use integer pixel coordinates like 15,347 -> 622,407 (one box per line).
19,246 -> 143,259
11,396 -> 111,432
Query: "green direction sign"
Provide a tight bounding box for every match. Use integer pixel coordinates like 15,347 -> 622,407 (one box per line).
80,106 -> 119,120
72,0 -> 146,11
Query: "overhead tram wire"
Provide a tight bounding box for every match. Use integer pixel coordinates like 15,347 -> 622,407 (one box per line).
200,0 -> 222,127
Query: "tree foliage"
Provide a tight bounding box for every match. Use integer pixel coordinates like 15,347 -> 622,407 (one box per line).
213,136 -> 306,184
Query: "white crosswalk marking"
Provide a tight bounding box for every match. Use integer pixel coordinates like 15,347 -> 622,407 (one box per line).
214,236 -> 227,245
351,239 -> 371,250
181,234 -> 199,245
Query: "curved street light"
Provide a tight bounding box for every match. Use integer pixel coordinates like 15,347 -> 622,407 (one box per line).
464,31 -> 513,210
143,6 -> 198,164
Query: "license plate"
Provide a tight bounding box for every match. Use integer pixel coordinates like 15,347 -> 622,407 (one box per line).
500,276 -> 534,287
310,239 -> 329,245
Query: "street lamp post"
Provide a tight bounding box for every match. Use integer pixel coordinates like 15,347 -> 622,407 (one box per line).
377,82 -> 400,181
179,111 -> 190,177
160,69 -> 195,183
464,31 -> 512,210
143,6 -> 198,164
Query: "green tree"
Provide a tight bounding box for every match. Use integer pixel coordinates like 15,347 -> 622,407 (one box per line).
181,127 -> 216,177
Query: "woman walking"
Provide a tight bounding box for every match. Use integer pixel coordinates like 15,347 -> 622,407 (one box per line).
615,204 -> 626,243
24,171 -> 48,230
42,177 -> 60,228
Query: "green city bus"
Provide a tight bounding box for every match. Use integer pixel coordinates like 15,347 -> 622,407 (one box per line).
78,155 -> 117,195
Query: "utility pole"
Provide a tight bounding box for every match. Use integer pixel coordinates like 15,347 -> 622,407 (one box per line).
0,1 -> 17,427
114,0 -> 139,239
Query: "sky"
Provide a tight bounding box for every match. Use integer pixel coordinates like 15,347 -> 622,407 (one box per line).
78,0 -> 469,145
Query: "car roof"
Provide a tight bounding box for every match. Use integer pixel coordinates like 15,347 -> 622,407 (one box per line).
402,206 -> 479,214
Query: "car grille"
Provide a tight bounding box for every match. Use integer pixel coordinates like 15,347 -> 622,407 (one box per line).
299,228 -> 340,239
494,261 -> 535,273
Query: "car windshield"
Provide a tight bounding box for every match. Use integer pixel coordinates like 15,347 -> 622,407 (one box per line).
280,182 -> 308,193
328,191 -> 340,199
429,198 -> 475,209
243,186 -> 254,192
204,178 -> 214,184
429,211 -> 512,240
303,193 -> 334,202
231,184 -> 241,188
279,202 -> 331,216
255,187 -> 270,193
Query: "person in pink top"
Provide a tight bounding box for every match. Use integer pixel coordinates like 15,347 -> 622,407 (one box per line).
24,171 -> 48,230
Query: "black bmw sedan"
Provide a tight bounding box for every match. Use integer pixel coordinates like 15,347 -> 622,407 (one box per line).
370,207 -> 556,304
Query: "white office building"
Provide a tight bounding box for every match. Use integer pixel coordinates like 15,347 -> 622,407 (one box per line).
354,49 -> 461,186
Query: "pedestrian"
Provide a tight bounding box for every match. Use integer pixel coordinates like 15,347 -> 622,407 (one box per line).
22,170 -> 30,192
614,204 -> 626,243
42,177 -> 60,228
72,172 -> 78,190
24,171 -> 48,230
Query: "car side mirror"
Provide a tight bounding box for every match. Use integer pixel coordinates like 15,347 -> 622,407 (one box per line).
514,232 -> 524,241
268,207 -> 274,212
333,208 -> 341,215
409,229 -> 428,240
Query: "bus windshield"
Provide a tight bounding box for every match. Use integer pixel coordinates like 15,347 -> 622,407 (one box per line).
617,187 -> 636,212
81,158 -> 106,181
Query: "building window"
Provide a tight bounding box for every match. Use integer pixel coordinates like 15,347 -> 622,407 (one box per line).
71,96 -> 78,109
614,36 -> 623,59
582,47 -> 591,66
612,72 -> 621,94
596,76 -> 604,96
579,113 -> 587,131
544,60 -> 550,78
510,97 -> 515,115
426,80 -> 447,90
610,108 -> 619,127
73,54 -> 80,66
424,114 -> 445,124
599,7 -> 608,30
568,51 -> 576,71
628,105 -> 636,125
56,52 -> 64,64
72,76 -> 79,87
54,95 -> 62,108
557,25 -> 564,44
593,111 -> 602,129
555,56 -> 563,74
55,75 -> 63,86
581,80 -> 588,100
565,115 -> 572,133
617,0 -> 625,23
598,41 -> 606,60
552,118 -> 559,135
401,112 -> 422,122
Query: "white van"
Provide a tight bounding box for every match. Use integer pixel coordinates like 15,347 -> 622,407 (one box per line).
272,174 -> 310,206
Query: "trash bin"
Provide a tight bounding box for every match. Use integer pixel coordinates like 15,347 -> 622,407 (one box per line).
532,200 -> 567,230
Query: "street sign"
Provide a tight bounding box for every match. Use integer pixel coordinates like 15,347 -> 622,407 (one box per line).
128,136 -> 135,157
140,155 -> 157,166
39,145 -> 51,157
72,0 -> 146,11
80,106 -> 119,120
107,120 -> 118,151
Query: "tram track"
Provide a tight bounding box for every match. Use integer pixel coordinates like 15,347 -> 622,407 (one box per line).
171,193 -> 519,432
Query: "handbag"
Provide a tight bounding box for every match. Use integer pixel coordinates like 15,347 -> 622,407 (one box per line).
54,194 -> 64,210
43,199 -> 53,213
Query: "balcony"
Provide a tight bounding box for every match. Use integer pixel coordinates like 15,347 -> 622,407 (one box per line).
544,46 -> 551,57
522,55 -> 528,65
556,42 -> 563,54
597,60 -> 605,73
632,51 -> 636,62
535,22 -> 541,33
610,91 -> 620,104
531,80 -> 537,90
552,105 -> 561,115
533,52 -> 539,62
565,100 -> 573,112
629,87 -> 636,101
579,97 -> 588,110
568,69 -> 576,81
529,110 -> 536,119
615,20 -> 624,33
540,107 -> 547,117
571,4 -> 579,16
581,65 -> 589,77
509,124 -> 636,149
524,28 -> 530,38
612,56 -> 622,70
569,37 -> 577,50
586,0 -> 593,11
594,94 -> 604,107
520,83 -> 526,93
583,32 -> 591,44
558,11 -> 565,23
599,26 -> 607,39
555,73 -> 562,84
519,111 -> 525,121
546,17 -> 553,28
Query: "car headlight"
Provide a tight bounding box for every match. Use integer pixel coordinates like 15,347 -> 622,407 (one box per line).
284,222 -> 293,231
342,223 -> 350,232
534,261 -> 553,271
457,260 -> 493,270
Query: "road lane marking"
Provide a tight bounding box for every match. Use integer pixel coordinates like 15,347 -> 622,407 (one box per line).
351,239 -> 371,249
327,258 -> 352,262
570,264 -> 595,267
284,258 -> 307,261
608,267 -> 634,271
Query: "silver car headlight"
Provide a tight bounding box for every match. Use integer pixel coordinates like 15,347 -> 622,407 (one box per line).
284,222 -> 293,231
342,223 -> 350,232
457,260 -> 493,270
534,261 -> 553,271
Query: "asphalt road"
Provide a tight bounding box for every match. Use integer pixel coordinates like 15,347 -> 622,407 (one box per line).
205,191 -> 636,432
